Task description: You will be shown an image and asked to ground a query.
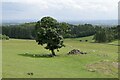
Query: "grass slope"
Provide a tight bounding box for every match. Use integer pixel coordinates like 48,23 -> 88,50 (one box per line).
0,40 -> 2,79
2,36 -> 118,78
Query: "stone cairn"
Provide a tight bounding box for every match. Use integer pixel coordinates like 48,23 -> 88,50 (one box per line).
67,49 -> 87,55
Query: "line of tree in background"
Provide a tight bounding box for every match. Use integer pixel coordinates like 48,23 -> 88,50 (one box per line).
1,23 -> 36,39
1,22 -> 96,39
93,26 -> 119,42
1,22 -> 119,42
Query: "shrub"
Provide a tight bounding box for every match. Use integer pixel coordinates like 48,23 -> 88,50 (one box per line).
0,34 -> 9,40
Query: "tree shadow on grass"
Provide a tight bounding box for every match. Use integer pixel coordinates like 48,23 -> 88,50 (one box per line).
18,53 -> 55,58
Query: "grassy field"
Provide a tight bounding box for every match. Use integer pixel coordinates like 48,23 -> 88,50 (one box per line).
0,40 -> 2,79
2,36 -> 118,78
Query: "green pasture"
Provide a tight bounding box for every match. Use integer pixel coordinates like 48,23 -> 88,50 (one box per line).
2,36 -> 118,78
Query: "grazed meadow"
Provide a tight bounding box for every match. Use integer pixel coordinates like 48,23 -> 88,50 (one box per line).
2,36 -> 118,78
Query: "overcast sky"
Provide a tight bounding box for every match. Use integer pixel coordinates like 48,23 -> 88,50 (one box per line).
2,0 -> 120,21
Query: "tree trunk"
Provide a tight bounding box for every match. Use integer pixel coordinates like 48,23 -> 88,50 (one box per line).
51,49 -> 56,56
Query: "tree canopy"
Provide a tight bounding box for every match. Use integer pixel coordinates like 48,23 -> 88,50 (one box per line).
93,27 -> 115,43
35,17 -> 65,56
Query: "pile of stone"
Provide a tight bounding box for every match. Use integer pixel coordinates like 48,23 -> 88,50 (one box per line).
67,49 -> 87,55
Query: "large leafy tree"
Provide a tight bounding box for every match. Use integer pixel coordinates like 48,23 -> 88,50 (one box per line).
35,17 -> 65,56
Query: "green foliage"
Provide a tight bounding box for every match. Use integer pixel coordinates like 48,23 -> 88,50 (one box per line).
93,29 -> 106,42
105,28 -> 114,42
114,25 -> 120,39
93,27 -> 115,43
0,34 -> 9,40
58,22 -> 70,35
69,24 -> 96,38
2,22 -> 36,39
2,26 -> 35,39
2,21 -> 119,41
2,22 -> 96,39
35,17 -> 65,56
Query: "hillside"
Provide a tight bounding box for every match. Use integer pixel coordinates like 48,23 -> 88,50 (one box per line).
2,36 -> 118,78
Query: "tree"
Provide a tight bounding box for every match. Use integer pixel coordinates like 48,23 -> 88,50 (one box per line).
93,27 -> 114,43
58,22 -> 70,38
93,28 -> 107,43
105,28 -> 114,42
35,16 -> 65,56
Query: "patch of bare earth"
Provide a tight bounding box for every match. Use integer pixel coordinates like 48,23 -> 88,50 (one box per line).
86,60 -> 118,77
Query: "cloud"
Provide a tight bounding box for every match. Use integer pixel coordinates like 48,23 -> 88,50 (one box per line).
2,0 -> 119,21
3,0 -> 119,10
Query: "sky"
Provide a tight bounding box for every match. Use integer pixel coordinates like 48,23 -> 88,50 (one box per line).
2,0 -> 120,21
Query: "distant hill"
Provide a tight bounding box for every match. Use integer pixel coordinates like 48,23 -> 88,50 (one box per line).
2,19 -> 118,26
66,20 -> 118,26
2,19 -> 37,26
